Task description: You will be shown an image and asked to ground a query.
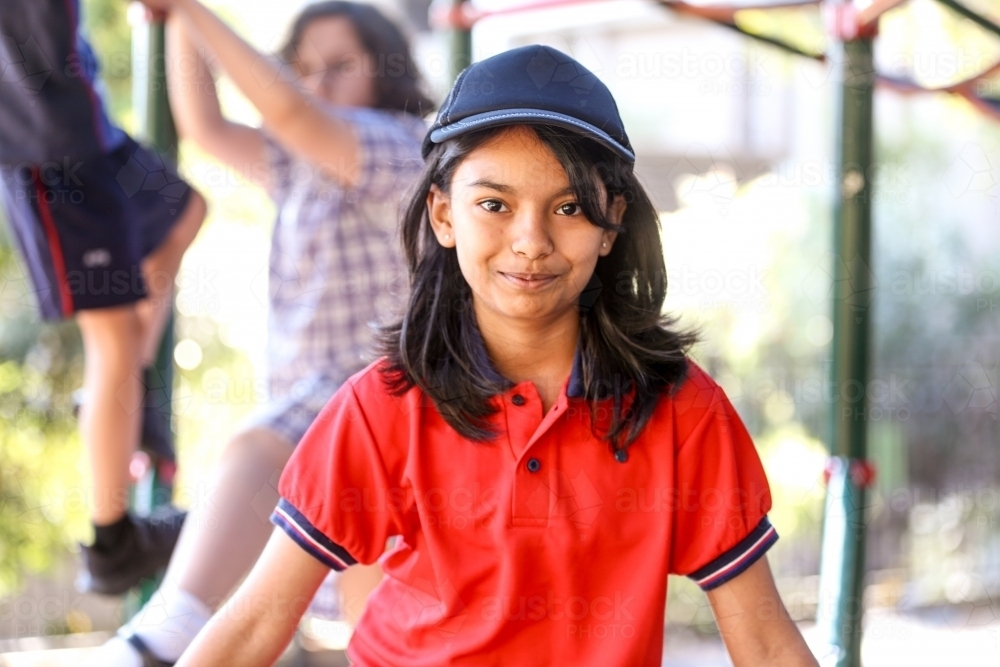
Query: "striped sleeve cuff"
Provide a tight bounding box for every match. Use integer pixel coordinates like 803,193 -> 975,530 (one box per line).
688,516 -> 778,591
270,498 -> 358,571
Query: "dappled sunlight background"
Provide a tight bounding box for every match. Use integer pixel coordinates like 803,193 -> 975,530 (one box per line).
168,141 -> 274,511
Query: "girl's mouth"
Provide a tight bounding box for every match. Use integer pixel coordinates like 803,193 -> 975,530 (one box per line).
500,272 -> 557,289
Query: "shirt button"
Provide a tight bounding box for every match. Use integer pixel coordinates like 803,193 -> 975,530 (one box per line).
614,449 -> 629,463
511,394 -> 526,406
526,458 -> 541,473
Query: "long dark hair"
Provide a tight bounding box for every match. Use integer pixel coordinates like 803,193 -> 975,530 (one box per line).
376,124 -> 700,455
277,1 -> 435,117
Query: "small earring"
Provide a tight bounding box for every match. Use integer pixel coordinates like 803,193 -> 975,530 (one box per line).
445,234 -> 450,239
602,242 -> 607,248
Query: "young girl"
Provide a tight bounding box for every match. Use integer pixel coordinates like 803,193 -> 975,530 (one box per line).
176,45 -> 818,667
96,1 -> 431,665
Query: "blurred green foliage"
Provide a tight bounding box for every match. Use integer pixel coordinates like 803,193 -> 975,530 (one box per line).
82,0 -> 133,124
0,360 -> 87,596
0,237 -> 87,596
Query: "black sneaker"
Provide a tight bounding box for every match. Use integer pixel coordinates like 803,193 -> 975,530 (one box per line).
76,506 -> 187,596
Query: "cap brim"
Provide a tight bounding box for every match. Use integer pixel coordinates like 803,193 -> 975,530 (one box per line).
426,108 -> 635,163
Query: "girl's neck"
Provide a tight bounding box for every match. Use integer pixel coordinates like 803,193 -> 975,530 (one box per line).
474,304 -> 579,408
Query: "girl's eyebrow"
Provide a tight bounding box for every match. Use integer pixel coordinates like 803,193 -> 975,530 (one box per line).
467,179 -> 513,193
466,179 -> 575,197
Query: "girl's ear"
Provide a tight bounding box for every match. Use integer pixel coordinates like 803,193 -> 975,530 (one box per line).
599,194 -> 627,256
427,184 -> 455,248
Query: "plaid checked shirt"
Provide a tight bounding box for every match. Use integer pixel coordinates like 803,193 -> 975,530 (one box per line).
261,105 -> 426,402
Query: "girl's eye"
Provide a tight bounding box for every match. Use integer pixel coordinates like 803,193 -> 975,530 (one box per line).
479,199 -> 508,213
557,202 -> 583,216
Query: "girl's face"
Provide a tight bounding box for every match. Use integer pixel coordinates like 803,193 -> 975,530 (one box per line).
427,126 -> 624,329
294,16 -> 378,107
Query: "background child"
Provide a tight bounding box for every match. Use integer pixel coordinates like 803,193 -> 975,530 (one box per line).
95,1 -> 432,665
0,0 -> 207,594
173,44 -> 818,667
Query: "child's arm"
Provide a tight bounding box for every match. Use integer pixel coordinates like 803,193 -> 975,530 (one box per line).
706,556 -> 818,667
164,10 -> 270,189
141,0 -> 361,188
174,528 -> 330,667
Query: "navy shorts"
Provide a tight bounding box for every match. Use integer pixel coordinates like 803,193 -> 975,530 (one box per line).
0,136 -> 194,321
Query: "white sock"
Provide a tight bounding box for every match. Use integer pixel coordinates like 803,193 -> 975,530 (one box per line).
125,585 -> 213,662
89,586 -> 213,667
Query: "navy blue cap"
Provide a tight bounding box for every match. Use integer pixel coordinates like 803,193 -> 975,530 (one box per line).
423,44 -> 635,163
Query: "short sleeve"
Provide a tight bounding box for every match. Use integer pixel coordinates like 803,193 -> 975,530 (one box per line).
270,381 -> 407,570
668,380 -> 778,591
342,108 -> 425,200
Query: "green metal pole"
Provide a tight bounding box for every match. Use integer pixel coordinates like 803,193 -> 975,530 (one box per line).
815,12 -> 876,667
134,21 -> 178,153
449,0 -> 472,83
126,15 -> 178,615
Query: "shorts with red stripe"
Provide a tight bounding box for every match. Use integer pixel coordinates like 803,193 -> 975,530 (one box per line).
0,135 -> 193,321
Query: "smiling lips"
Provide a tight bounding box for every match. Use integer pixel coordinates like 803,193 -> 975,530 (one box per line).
500,272 -> 557,289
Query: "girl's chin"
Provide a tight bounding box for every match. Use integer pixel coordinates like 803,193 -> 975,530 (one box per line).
480,297 -> 578,323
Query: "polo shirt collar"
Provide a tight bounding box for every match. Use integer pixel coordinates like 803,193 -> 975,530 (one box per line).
468,320 -> 586,400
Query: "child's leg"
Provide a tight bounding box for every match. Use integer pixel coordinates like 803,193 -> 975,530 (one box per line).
75,304 -> 145,525
95,426 -> 294,666
70,169 -> 204,594
168,426 -> 295,605
73,189 -> 205,525
134,190 -> 206,367
166,425 -> 382,617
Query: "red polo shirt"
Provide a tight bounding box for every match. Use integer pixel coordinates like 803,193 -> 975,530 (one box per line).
272,341 -> 776,666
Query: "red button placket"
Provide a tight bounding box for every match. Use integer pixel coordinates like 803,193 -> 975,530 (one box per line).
502,382 -> 542,460
508,383 -> 571,527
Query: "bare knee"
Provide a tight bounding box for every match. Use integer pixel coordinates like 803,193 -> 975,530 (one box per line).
76,303 -> 143,361
221,427 -> 296,474
167,188 -> 207,254
148,189 -> 207,268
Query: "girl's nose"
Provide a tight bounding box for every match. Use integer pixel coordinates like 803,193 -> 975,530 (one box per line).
510,209 -> 554,259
